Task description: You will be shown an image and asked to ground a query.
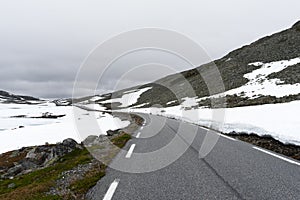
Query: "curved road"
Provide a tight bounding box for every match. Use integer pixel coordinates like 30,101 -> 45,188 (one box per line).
87,114 -> 300,200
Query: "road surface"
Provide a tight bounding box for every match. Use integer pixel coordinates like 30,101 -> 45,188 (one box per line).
87,114 -> 300,200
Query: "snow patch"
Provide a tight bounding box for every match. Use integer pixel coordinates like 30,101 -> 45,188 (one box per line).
101,87 -> 152,107
89,96 -> 104,102
166,100 -> 177,105
181,97 -> 198,108
198,57 -> 300,100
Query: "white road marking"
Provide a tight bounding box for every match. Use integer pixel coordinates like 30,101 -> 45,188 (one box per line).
136,132 -> 141,138
201,127 -> 210,131
125,144 -> 136,158
219,134 -> 237,141
141,126 -> 144,130
253,146 -> 300,166
103,179 -> 120,200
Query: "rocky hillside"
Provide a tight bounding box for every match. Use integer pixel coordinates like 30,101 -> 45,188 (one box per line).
92,20 -> 300,109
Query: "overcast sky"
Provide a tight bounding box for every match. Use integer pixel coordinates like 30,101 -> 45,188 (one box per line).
0,0 -> 299,99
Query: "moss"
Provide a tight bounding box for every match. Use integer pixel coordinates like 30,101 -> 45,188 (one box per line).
110,133 -> 132,148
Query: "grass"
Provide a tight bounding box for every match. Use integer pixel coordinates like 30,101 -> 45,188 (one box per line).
110,133 -> 132,148
0,133 -> 133,200
69,164 -> 106,197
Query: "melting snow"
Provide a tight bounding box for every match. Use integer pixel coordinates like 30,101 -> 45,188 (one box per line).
197,57 -> 300,101
225,57 -> 300,98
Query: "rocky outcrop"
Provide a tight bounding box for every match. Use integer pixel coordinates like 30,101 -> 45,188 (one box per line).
0,138 -> 82,179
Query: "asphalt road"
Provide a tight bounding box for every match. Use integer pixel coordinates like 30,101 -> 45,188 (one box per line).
87,114 -> 300,200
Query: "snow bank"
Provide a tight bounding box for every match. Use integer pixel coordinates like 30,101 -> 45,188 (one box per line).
128,100 -> 300,146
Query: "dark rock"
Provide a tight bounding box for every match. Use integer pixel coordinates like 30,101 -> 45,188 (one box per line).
62,138 -> 78,149
21,159 -> 38,169
6,165 -> 24,177
107,129 -> 120,136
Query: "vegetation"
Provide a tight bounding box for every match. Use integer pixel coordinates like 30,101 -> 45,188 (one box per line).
111,133 -> 132,148
68,164 -> 106,199
0,148 -> 92,200
0,133 -> 133,200
267,63 -> 300,85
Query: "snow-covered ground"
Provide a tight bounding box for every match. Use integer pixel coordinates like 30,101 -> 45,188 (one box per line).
0,103 -> 129,153
126,100 -> 300,146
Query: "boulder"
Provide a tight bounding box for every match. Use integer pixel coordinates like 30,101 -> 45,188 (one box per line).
62,138 -> 78,149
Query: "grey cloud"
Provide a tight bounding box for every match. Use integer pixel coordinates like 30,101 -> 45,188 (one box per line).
0,0 -> 299,98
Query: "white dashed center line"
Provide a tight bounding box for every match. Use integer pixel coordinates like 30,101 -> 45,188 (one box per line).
253,146 -> 300,166
136,132 -> 141,138
103,179 -> 120,200
125,144 -> 136,158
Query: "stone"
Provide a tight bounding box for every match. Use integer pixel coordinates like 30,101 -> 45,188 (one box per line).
6,165 -> 24,177
62,138 -> 78,149
7,183 -> 15,189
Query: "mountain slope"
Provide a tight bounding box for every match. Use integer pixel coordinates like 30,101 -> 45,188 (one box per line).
92,20 -> 300,109
76,21 -> 300,146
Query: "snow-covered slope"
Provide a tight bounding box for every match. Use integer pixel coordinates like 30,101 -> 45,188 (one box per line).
0,103 -> 129,153
206,57 -> 300,99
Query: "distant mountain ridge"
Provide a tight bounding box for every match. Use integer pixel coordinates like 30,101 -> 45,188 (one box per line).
0,90 -> 42,104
